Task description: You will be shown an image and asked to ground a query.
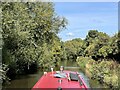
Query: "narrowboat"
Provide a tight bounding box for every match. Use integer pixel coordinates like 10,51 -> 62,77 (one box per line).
32,66 -> 88,90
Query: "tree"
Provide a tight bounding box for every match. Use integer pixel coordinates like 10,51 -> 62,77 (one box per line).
84,30 -> 110,59
2,2 -> 67,77
64,38 -> 84,61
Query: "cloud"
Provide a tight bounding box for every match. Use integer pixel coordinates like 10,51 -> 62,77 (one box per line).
66,32 -> 74,36
55,2 -> 118,41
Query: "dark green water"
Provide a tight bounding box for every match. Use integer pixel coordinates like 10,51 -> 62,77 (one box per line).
2,60 -> 103,89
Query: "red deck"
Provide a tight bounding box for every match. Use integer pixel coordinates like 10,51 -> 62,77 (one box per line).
32,71 -> 88,90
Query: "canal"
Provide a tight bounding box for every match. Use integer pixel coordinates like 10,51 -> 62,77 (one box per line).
2,60 -> 103,89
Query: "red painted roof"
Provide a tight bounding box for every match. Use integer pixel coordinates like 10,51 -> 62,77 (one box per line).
32,70 -> 88,90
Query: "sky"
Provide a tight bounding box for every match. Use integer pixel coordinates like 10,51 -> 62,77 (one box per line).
54,2 -> 118,41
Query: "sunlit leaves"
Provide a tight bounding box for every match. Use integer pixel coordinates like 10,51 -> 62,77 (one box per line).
64,38 -> 84,60
2,2 -> 67,76
98,46 -> 112,57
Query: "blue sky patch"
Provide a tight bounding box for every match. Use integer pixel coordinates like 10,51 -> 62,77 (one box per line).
55,2 -> 118,41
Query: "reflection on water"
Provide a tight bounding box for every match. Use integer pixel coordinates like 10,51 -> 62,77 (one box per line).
3,60 -> 101,89
3,70 -> 43,88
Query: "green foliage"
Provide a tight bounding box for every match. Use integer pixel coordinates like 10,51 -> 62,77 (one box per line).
2,2 -> 67,79
104,74 -> 118,88
88,30 -> 98,38
63,30 -> 119,89
67,30 -> 118,61
110,34 -> 119,55
77,58 -> 119,88
98,46 -> 112,57
1,64 -> 10,82
83,30 -> 119,60
76,56 -> 93,71
1,2 -> 119,87
64,38 -> 84,60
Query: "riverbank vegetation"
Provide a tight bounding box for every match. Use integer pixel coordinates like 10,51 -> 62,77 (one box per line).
1,1 -> 120,89
1,2 -> 67,81
77,57 -> 120,89
65,30 -> 120,89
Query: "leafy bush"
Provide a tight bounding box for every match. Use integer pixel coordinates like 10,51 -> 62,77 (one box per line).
1,64 -> 10,82
76,56 -> 93,70
87,60 -> 119,88
104,74 -> 118,88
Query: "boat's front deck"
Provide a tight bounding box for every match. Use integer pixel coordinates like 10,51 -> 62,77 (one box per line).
32,71 -> 88,90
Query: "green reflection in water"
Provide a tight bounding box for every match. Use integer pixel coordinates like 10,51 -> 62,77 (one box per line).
3,60 -> 104,89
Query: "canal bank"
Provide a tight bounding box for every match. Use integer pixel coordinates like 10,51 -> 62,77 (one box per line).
2,60 -> 107,89
76,56 -> 120,89
2,60 -> 88,89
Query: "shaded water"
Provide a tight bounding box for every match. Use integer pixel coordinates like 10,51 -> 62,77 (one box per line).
3,60 -> 102,89
3,69 -> 43,88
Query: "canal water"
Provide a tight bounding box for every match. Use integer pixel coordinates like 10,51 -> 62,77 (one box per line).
2,60 -> 102,89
